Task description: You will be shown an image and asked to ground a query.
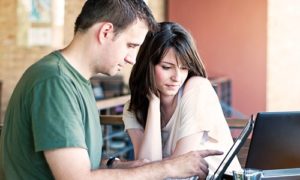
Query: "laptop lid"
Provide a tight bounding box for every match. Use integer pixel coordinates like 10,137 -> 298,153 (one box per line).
245,111 -> 300,170
210,117 -> 254,180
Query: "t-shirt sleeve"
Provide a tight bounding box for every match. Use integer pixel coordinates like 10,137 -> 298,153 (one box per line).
176,78 -> 226,142
30,77 -> 87,152
122,101 -> 143,130
175,78 -> 240,173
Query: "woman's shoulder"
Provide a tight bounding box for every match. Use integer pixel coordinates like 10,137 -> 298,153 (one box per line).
183,76 -> 211,94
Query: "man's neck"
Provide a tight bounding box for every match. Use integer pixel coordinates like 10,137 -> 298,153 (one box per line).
60,34 -> 93,80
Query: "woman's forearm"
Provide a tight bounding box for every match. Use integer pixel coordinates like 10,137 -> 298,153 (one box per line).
138,100 -> 162,161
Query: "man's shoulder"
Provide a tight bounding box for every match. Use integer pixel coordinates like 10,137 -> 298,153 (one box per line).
24,51 -> 67,81
29,51 -> 62,74
16,51 -> 70,92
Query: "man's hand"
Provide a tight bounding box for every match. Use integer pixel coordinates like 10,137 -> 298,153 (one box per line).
167,150 -> 223,179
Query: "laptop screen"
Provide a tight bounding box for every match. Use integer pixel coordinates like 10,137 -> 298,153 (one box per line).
211,117 -> 254,180
246,111 -> 300,170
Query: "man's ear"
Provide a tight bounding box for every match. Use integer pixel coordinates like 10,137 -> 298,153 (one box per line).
97,22 -> 114,44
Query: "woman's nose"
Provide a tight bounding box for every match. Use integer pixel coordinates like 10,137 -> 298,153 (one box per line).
171,69 -> 180,81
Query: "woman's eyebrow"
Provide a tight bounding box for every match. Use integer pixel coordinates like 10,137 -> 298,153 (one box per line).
161,60 -> 187,67
160,61 -> 175,65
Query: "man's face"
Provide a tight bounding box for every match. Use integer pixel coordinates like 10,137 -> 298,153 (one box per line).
99,20 -> 149,76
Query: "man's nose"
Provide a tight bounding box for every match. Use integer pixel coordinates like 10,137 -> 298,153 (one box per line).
124,55 -> 135,65
125,50 -> 138,65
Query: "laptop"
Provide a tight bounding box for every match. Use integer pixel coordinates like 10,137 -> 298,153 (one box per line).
210,117 -> 254,180
245,111 -> 300,170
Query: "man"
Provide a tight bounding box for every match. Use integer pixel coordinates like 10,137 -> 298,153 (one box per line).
0,0 -> 222,179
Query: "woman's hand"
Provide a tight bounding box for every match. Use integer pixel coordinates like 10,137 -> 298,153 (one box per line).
147,90 -> 160,104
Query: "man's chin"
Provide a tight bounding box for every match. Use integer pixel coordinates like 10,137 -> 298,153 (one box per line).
107,70 -> 119,76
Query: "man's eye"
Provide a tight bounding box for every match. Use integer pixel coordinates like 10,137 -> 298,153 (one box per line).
128,44 -> 137,48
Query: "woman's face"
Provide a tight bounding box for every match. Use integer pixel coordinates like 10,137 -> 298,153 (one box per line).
154,48 -> 189,97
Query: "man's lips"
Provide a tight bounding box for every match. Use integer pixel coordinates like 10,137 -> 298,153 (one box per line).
117,64 -> 124,71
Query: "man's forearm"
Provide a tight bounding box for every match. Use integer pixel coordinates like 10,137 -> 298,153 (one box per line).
91,160 -> 171,180
46,147 -> 219,180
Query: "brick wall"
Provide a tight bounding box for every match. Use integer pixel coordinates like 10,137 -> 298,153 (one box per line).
0,0 -> 165,124
0,0 -> 85,124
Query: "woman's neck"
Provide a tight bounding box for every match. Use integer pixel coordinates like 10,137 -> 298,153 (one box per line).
160,95 -> 177,109
160,95 -> 178,127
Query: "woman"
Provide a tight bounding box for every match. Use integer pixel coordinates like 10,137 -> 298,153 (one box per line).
122,22 -> 241,177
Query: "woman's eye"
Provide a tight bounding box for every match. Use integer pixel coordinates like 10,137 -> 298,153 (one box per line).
180,66 -> 188,70
162,66 -> 171,70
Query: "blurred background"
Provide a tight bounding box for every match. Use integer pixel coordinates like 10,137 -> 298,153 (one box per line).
1,0 -> 300,124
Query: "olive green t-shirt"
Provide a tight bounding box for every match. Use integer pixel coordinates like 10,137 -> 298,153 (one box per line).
0,51 -> 102,180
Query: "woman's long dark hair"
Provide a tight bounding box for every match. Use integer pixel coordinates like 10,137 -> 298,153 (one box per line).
128,22 -> 207,128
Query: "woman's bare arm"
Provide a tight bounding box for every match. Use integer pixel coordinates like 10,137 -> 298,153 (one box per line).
128,95 -> 163,161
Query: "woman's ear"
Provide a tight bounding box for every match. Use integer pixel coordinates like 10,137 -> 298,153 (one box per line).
97,22 -> 114,44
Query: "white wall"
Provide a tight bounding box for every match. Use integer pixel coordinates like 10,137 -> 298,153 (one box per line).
267,0 -> 300,110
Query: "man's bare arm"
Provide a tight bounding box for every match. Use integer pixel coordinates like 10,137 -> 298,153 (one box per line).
44,147 -> 222,180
